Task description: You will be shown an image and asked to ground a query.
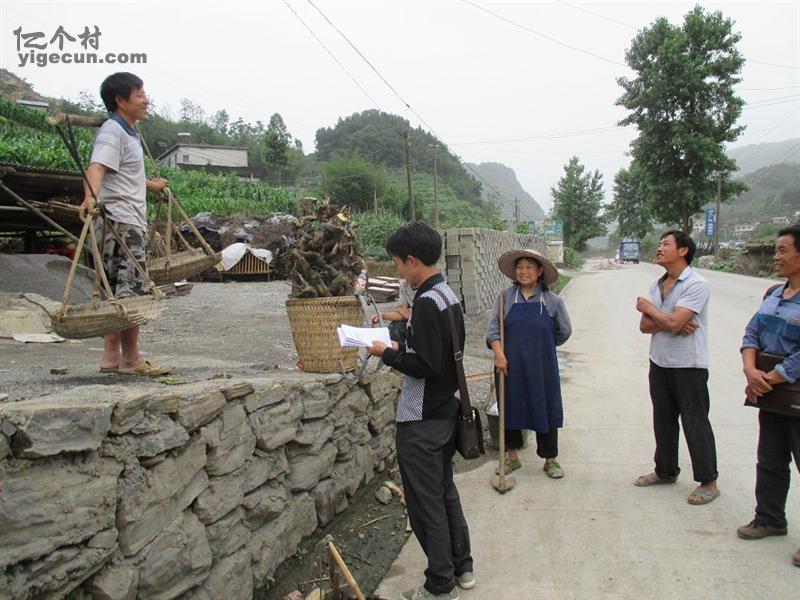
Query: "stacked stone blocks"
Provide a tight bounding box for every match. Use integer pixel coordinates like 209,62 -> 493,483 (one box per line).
0,370 -> 400,599
442,228 -> 546,315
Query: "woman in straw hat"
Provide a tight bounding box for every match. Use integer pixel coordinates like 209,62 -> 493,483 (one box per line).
486,249 -> 572,478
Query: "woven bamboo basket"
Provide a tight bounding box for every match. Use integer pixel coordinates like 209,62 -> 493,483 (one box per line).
285,296 -> 363,373
148,250 -> 220,285
51,295 -> 165,339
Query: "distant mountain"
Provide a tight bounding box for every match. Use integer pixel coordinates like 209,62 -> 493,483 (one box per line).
466,162 -> 545,222
721,162 -> 800,225
0,68 -> 48,103
728,138 -> 800,176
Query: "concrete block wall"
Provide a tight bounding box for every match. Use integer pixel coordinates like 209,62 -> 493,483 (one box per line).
442,228 -> 547,315
0,370 -> 400,600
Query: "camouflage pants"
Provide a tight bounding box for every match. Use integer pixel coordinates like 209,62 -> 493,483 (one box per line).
97,219 -> 149,298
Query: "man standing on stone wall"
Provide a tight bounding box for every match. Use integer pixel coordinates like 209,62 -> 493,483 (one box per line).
80,72 -> 170,377
634,230 -> 720,505
368,221 -> 474,600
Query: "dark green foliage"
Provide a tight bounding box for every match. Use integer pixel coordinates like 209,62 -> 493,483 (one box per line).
351,211 -> 406,259
262,113 -> 294,185
0,100 -> 93,170
315,110 -> 483,205
607,163 -> 653,240
321,155 -> 401,213
550,156 -> 607,252
562,247 -> 585,270
617,5 -> 747,232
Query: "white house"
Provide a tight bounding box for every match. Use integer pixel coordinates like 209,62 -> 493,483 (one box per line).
158,141 -> 249,173
772,216 -> 791,225
735,223 -> 757,236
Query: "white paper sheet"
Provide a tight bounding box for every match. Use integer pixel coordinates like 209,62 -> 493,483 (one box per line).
336,324 -> 391,348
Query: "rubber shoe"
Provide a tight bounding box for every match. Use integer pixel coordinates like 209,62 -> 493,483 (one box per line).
494,457 -> 521,475
736,519 -> 787,540
456,571 -> 476,590
400,585 -> 460,600
544,460 -> 564,479
793,548 -> 800,567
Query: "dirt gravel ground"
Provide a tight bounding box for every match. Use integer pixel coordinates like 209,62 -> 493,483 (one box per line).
0,279 -> 501,402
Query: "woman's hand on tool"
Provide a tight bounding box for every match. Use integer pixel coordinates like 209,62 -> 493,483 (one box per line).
494,351 -> 508,376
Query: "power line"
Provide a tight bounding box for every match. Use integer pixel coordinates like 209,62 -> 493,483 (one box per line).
739,85 -> 800,92
461,0 -> 626,67
742,95 -> 800,110
731,105 -> 800,165
283,1 -> 381,110
555,0 -> 636,30
451,125 -> 632,146
748,59 -> 800,71
305,0 -> 519,211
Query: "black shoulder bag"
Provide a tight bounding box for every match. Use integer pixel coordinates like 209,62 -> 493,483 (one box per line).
432,289 -> 485,459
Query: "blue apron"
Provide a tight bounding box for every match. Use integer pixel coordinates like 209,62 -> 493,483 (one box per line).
497,290 -> 563,432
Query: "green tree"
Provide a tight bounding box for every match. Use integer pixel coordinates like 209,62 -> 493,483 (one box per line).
210,109 -> 230,136
550,156 -> 607,251
607,163 -> 653,240
321,155 -> 396,212
617,5 -> 747,232
262,113 -> 291,184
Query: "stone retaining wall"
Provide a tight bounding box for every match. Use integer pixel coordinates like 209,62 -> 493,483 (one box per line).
0,370 -> 401,599
440,228 -> 547,315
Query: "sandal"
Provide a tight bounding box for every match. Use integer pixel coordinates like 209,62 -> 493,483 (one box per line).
99,365 -> 119,373
544,460 -> 564,479
495,457 -> 521,475
687,486 -> 720,505
634,472 -> 678,487
118,359 -> 170,377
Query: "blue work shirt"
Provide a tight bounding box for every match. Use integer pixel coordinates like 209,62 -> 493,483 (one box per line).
741,282 -> 800,383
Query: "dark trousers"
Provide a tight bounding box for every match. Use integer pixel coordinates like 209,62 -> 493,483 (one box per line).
505,428 -> 558,458
649,362 -> 718,483
754,410 -> 800,528
396,418 -> 473,595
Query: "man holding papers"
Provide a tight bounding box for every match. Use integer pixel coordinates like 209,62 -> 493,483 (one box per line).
368,222 -> 474,600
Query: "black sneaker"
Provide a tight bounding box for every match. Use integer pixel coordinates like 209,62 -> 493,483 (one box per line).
736,519 -> 787,539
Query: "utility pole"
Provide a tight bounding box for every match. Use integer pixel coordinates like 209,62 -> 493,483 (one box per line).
404,132 -> 415,222
714,172 -> 722,255
514,196 -> 520,229
429,143 -> 439,228
373,185 -> 378,216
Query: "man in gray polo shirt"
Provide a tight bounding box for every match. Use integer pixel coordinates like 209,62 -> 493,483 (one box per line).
634,230 -> 719,504
79,72 -> 169,377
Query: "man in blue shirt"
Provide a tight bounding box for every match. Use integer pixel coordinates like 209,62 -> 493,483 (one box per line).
737,225 -> 800,568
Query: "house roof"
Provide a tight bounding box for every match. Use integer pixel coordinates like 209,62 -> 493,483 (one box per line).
156,143 -> 248,160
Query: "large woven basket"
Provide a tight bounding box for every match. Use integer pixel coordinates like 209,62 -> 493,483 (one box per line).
51,296 -> 165,339
148,250 -> 220,285
285,296 -> 363,373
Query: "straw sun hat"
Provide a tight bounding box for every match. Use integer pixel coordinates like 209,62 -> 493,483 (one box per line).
497,248 -> 560,287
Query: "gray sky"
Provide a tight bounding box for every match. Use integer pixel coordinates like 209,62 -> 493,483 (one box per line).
2,1 -> 798,211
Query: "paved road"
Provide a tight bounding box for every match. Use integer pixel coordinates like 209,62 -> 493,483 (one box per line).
376,260 -> 798,600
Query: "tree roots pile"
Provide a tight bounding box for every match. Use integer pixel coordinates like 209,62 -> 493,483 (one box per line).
289,198 -> 365,298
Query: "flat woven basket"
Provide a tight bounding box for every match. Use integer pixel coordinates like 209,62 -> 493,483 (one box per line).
51,295 -> 165,339
148,250 -> 220,285
285,296 -> 363,373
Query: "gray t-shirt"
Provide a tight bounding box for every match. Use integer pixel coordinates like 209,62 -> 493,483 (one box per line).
647,266 -> 710,369
90,118 -> 146,229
